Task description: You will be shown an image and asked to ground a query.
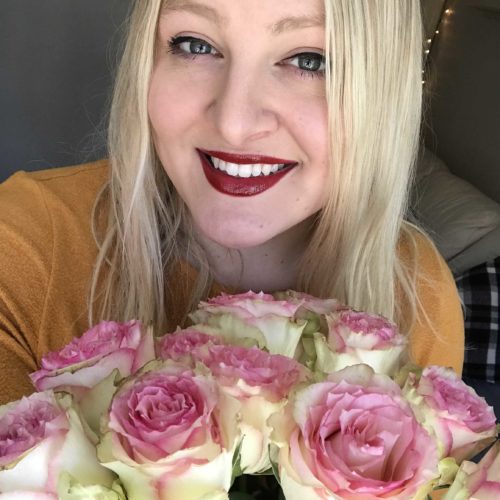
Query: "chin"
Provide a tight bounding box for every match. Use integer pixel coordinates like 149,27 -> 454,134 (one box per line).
203,228 -> 270,250
196,215 -> 278,250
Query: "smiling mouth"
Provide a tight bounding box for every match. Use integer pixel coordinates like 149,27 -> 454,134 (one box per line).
197,149 -> 298,197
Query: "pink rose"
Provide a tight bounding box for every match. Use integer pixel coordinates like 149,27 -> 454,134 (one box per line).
198,291 -> 301,318
402,365 -> 497,462
312,309 -> 407,376
0,391 -> 115,496
272,364 -> 439,500
444,442 -> 500,499
97,361 -> 239,500
29,321 -> 155,433
197,345 -> 308,474
328,310 -> 405,351
190,291 -> 307,357
199,345 -> 307,402
156,328 -> 222,362
31,321 -> 154,391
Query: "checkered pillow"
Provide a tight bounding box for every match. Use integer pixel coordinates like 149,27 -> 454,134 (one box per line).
455,257 -> 500,383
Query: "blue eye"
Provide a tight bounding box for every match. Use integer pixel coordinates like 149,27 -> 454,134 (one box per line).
168,36 -> 217,57
287,52 -> 326,73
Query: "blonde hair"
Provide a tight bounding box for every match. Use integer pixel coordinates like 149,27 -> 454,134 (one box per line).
90,0 -> 424,334
300,0 -> 424,330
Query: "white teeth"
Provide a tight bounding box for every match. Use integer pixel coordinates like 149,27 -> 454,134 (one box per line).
261,164 -> 272,176
252,164 -> 262,177
209,156 -> 288,178
227,163 -> 239,176
238,164 -> 252,178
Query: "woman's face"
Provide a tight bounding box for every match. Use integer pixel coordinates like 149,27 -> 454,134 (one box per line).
149,0 -> 329,249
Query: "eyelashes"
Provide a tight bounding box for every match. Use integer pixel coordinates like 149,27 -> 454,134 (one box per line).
283,52 -> 326,79
167,35 -> 326,80
168,36 -> 220,59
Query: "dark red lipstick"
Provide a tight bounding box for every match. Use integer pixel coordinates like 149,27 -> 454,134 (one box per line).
198,149 -> 297,197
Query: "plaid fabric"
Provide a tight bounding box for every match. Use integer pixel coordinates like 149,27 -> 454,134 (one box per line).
455,256 -> 500,383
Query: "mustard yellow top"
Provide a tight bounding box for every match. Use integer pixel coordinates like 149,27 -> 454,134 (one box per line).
0,161 -> 464,404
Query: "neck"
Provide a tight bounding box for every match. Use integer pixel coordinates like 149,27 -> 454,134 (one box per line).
195,217 -> 315,293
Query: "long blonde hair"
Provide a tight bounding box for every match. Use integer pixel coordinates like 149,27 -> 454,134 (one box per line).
90,0 -> 424,334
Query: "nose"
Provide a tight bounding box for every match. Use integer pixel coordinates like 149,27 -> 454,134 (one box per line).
208,62 -> 279,148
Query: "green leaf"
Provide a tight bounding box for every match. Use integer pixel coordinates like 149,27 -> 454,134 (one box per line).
231,438 -> 245,485
268,445 -> 281,486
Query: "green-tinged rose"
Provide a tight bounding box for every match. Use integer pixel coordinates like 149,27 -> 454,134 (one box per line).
98,360 -> 240,500
312,309 -> 407,376
271,365 -> 439,500
30,321 -> 155,435
402,366 -> 497,462
190,291 -> 307,357
0,391 -> 116,496
194,344 -> 309,474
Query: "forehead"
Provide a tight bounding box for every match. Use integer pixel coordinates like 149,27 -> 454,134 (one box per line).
160,0 -> 325,33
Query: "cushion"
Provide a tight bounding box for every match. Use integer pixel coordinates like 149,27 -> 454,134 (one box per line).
455,257 -> 500,383
448,226 -> 500,276
412,150 -> 500,270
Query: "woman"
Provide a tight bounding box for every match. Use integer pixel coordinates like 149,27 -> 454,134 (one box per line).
0,0 -> 463,404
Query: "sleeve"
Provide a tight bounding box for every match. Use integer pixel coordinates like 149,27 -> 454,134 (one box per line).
407,231 -> 465,375
0,172 -> 53,404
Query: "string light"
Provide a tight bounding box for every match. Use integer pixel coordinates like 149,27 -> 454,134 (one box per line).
422,3 -> 453,85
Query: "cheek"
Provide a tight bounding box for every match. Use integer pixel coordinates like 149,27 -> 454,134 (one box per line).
286,95 -> 330,201
291,96 -> 328,162
148,65 -> 218,140
148,71 -> 194,139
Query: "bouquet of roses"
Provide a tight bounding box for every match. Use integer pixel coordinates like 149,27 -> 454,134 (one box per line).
0,291 -> 498,499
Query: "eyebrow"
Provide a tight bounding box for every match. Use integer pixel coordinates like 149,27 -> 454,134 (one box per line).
161,1 -> 227,26
270,15 -> 325,35
161,1 -> 324,34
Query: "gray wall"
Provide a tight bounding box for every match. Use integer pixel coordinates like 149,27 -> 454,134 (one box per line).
0,0 -> 133,182
424,0 -> 500,204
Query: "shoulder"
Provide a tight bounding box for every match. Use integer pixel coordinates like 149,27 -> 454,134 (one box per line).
0,157 -> 109,273
0,159 -> 108,208
0,159 -> 110,355
399,225 -> 465,374
0,159 -> 108,243
399,225 -> 458,298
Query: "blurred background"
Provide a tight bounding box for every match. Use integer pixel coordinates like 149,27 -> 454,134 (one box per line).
0,0 -> 132,181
